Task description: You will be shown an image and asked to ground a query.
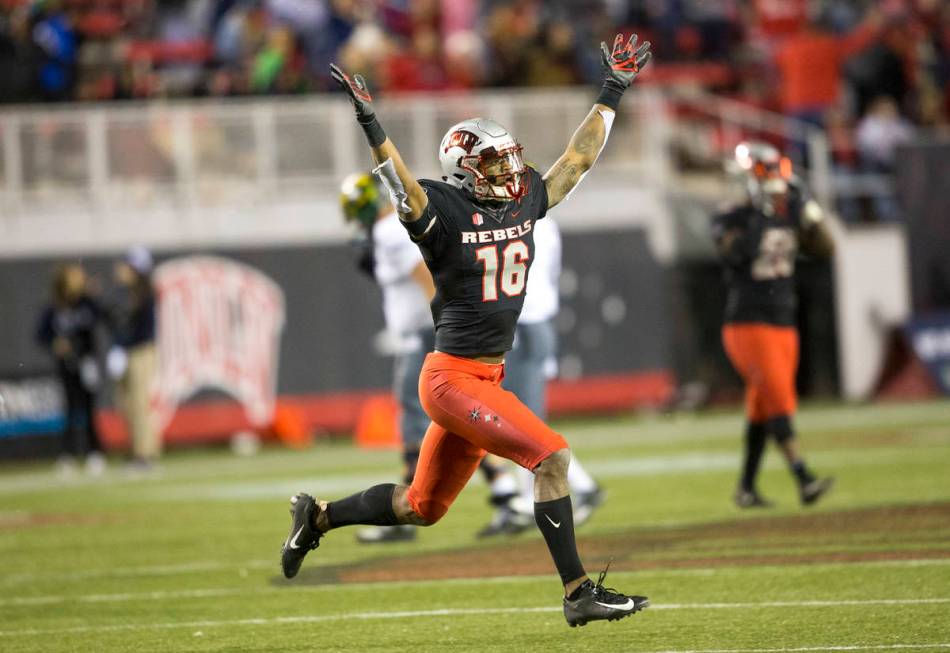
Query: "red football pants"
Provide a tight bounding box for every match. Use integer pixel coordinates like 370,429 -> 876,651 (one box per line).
722,323 -> 799,423
406,352 -> 568,524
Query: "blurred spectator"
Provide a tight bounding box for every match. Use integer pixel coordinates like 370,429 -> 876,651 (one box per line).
107,246 -> 160,469
845,13 -> 912,118
36,263 -> 106,476
522,20 -> 581,87
29,0 -> 78,101
855,95 -> 914,221
250,25 -> 294,92
385,26 -> 448,91
774,9 -> 882,123
0,6 -> 34,102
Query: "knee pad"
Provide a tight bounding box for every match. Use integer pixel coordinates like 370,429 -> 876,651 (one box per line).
767,415 -> 794,443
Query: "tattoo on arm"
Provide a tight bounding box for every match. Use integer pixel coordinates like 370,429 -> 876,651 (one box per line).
572,117 -> 604,161
543,108 -> 608,209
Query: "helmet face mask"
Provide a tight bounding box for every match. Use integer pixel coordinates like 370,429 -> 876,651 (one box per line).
735,141 -> 792,197
460,144 -> 526,202
440,118 -> 526,203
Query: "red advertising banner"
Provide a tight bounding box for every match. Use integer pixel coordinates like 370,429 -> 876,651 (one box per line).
152,256 -> 286,433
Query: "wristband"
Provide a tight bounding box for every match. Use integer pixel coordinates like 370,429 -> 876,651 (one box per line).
359,116 -> 387,148
595,81 -> 624,111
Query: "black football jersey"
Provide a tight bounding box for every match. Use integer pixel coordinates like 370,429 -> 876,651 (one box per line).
413,166 -> 549,355
712,187 -> 806,327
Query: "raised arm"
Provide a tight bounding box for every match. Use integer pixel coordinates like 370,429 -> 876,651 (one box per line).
543,34 -> 651,209
799,198 -> 836,258
330,64 -> 428,221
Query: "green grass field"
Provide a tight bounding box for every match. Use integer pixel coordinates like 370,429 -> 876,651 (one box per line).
2,400 -> 949,652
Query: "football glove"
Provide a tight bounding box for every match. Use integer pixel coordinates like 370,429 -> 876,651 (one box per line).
330,63 -> 376,125
600,33 -> 652,90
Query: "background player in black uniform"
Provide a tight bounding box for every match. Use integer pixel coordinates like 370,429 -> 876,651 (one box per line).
713,141 -> 836,509
281,34 -> 653,627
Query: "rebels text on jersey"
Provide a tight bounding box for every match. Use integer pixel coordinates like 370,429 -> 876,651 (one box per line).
711,187 -> 807,327
410,167 -> 549,356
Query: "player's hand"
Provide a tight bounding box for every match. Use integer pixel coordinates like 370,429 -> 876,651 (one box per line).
600,33 -> 651,89
330,63 -> 376,124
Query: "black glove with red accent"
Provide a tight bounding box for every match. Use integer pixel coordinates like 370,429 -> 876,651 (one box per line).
330,63 -> 386,146
596,33 -> 652,111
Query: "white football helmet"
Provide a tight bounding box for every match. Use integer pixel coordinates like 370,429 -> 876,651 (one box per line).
439,118 -> 526,201
734,141 -> 792,195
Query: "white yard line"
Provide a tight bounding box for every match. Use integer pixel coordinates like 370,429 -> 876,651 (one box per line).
0,588 -> 241,607
647,646 -> 950,653
1,598 -> 948,637
5,555 -> 950,588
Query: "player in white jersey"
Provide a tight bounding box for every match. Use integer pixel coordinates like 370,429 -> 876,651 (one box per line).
341,173 -> 517,542
480,218 -> 603,536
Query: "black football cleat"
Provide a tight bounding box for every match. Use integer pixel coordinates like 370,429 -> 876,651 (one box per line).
563,566 -> 649,627
733,487 -> 773,509
280,493 -> 323,579
356,524 -> 417,543
801,477 -> 835,506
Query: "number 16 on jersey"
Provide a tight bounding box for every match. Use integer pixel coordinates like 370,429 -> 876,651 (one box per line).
475,241 -> 529,302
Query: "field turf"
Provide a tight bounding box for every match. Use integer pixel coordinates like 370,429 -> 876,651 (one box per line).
1,400 -> 949,652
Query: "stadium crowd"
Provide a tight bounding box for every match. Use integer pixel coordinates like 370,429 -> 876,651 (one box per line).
0,0 -> 947,221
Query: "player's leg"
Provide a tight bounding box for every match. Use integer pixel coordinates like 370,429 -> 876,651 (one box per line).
419,353 -> 647,624
56,369 -> 83,475
761,327 -> 834,505
280,420 -> 483,579
79,381 -> 106,475
506,321 -> 600,524
477,324 -> 544,537
124,345 -> 155,469
723,324 -> 771,507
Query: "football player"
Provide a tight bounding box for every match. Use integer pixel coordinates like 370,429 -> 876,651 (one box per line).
339,172 -> 520,543
283,34 -> 652,627
713,141 -> 836,509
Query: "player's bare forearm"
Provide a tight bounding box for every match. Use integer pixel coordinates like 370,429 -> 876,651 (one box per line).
542,33 -> 651,209
371,138 -> 428,220
799,198 -> 835,258
801,218 -> 835,258
330,63 -> 427,220
543,106 -> 610,208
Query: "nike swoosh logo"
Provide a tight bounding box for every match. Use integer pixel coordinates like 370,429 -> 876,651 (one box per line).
289,526 -> 305,550
544,514 -> 561,528
595,598 -> 635,611
512,210 -> 521,218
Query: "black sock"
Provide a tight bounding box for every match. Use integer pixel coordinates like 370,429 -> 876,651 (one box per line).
402,449 -> 420,485
534,496 -> 586,586
740,422 -> 767,491
326,484 -> 399,529
791,460 -> 815,486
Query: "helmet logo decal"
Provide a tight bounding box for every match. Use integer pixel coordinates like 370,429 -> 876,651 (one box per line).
445,130 -> 481,154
